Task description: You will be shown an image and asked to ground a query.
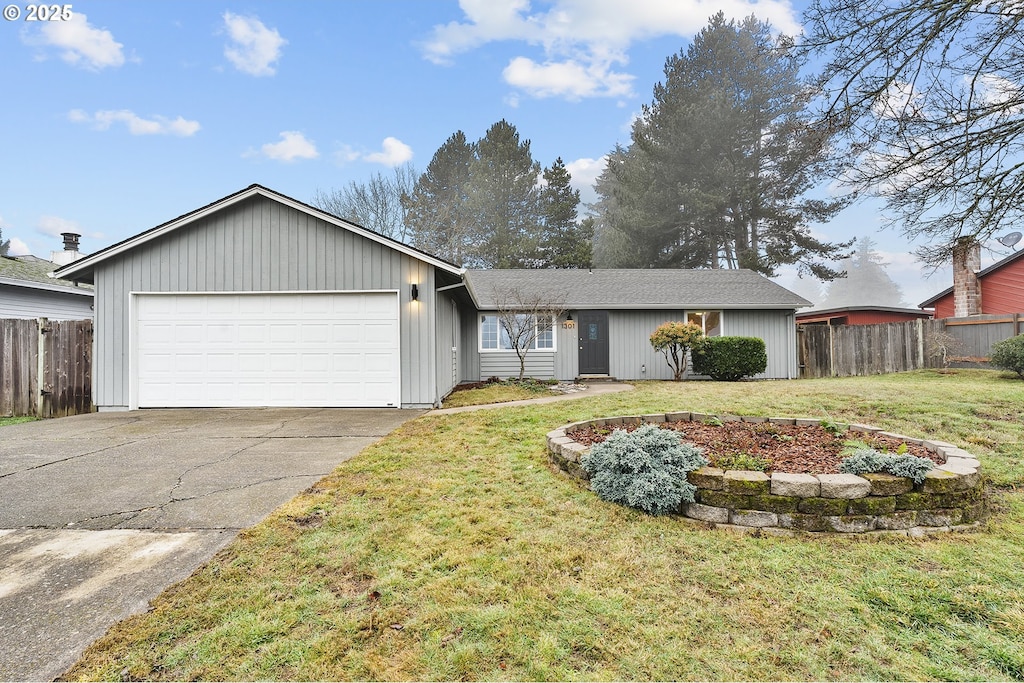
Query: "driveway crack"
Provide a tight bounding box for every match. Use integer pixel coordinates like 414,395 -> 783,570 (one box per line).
167,439 -> 268,502
260,408 -> 328,437
0,440 -> 135,480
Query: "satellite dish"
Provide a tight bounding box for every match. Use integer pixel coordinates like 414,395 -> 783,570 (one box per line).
997,231 -> 1022,250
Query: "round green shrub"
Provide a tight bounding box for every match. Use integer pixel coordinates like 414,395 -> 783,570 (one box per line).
580,424 -> 708,515
691,336 -> 768,381
990,334 -> 1024,378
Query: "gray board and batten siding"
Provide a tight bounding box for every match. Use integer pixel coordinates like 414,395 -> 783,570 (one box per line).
465,308 -> 798,381
462,269 -> 806,381
60,188 -> 463,409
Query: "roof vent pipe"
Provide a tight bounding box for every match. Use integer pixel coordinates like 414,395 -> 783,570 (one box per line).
61,232 -> 81,251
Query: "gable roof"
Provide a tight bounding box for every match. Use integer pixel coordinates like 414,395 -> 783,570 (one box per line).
919,248 -> 1024,307
0,255 -> 94,297
54,184 -> 464,283
464,269 -> 810,310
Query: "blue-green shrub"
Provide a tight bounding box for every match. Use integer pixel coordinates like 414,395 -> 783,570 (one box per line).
580,425 -> 708,515
990,334 -> 1024,378
840,447 -> 934,484
692,336 -> 767,381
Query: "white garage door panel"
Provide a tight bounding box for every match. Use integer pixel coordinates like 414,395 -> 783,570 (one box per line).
135,292 -> 400,408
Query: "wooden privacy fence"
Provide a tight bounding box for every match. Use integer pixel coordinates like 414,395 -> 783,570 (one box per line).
0,318 -> 93,417
799,314 -> 1024,379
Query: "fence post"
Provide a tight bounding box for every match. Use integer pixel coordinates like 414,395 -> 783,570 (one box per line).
828,323 -> 835,377
916,318 -> 924,369
35,318 -> 47,418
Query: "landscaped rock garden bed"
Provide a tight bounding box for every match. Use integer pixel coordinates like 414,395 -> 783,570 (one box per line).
547,412 -> 987,536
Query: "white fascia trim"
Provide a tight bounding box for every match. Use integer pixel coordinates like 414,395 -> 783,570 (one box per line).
0,276 -> 94,297
57,186 -> 465,280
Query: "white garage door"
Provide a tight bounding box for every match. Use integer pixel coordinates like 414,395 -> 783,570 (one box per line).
134,292 -> 400,408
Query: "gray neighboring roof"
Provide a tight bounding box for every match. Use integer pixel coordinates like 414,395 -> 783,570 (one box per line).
464,269 -> 811,309
0,255 -> 94,296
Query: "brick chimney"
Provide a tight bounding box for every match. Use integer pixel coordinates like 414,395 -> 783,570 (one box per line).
952,237 -> 982,317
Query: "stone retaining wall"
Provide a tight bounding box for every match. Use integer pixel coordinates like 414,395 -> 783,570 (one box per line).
546,413 -> 986,537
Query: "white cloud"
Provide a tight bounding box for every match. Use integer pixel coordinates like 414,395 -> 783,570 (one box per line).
25,12 -> 125,70
363,137 -> 414,166
333,145 -> 362,164
333,137 -> 414,166
260,131 -> 319,162
565,156 -> 606,206
503,57 -> 632,99
36,215 -> 82,238
421,0 -> 800,100
68,109 -> 201,136
223,12 -> 286,76
7,237 -> 31,256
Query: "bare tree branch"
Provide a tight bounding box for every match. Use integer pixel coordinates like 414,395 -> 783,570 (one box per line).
311,163 -> 418,243
492,287 -> 566,380
804,0 -> 1024,265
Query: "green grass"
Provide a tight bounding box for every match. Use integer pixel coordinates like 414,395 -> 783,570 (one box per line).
65,370 -> 1024,681
441,379 -> 556,408
0,416 -> 37,427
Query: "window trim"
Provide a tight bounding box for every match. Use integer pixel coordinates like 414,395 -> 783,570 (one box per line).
478,313 -> 557,353
685,310 -> 724,337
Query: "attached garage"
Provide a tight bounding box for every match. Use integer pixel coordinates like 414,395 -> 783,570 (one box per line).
133,292 -> 400,408
53,185 -> 467,410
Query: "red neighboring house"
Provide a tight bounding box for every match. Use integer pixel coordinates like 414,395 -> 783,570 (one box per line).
797,306 -> 932,326
920,248 -> 1024,318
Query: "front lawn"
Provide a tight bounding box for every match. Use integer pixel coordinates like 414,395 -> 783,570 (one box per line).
66,370 -> 1024,681
440,378 -> 558,408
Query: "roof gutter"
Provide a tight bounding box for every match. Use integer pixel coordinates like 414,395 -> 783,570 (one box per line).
0,276 -> 95,296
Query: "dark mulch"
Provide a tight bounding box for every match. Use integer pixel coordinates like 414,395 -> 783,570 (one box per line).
566,420 -> 943,475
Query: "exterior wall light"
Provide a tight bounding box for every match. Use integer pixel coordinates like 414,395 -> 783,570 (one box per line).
563,312 -> 575,329
411,283 -> 419,301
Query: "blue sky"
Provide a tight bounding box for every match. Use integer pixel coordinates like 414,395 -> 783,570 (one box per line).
3,0 -> 1005,306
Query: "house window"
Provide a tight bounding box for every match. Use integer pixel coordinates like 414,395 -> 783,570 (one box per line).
687,311 -> 722,336
480,314 -> 556,351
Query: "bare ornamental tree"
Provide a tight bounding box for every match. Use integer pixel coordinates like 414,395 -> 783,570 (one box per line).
492,288 -> 566,381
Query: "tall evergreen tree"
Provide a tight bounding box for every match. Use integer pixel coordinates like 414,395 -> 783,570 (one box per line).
539,157 -> 592,268
595,13 -> 850,278
0,229 -> 10,257
464,120 -> 542,268
822,236 -> 906,308
402,131 -> 476,264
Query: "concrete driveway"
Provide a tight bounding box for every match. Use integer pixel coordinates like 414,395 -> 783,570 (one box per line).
0,407 -> 422,682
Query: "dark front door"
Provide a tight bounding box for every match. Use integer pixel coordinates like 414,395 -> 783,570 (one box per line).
578,311 -> 609,375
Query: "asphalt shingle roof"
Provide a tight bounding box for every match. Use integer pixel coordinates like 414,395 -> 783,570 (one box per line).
0,255 -> 93,292
464,269 -> 810,309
